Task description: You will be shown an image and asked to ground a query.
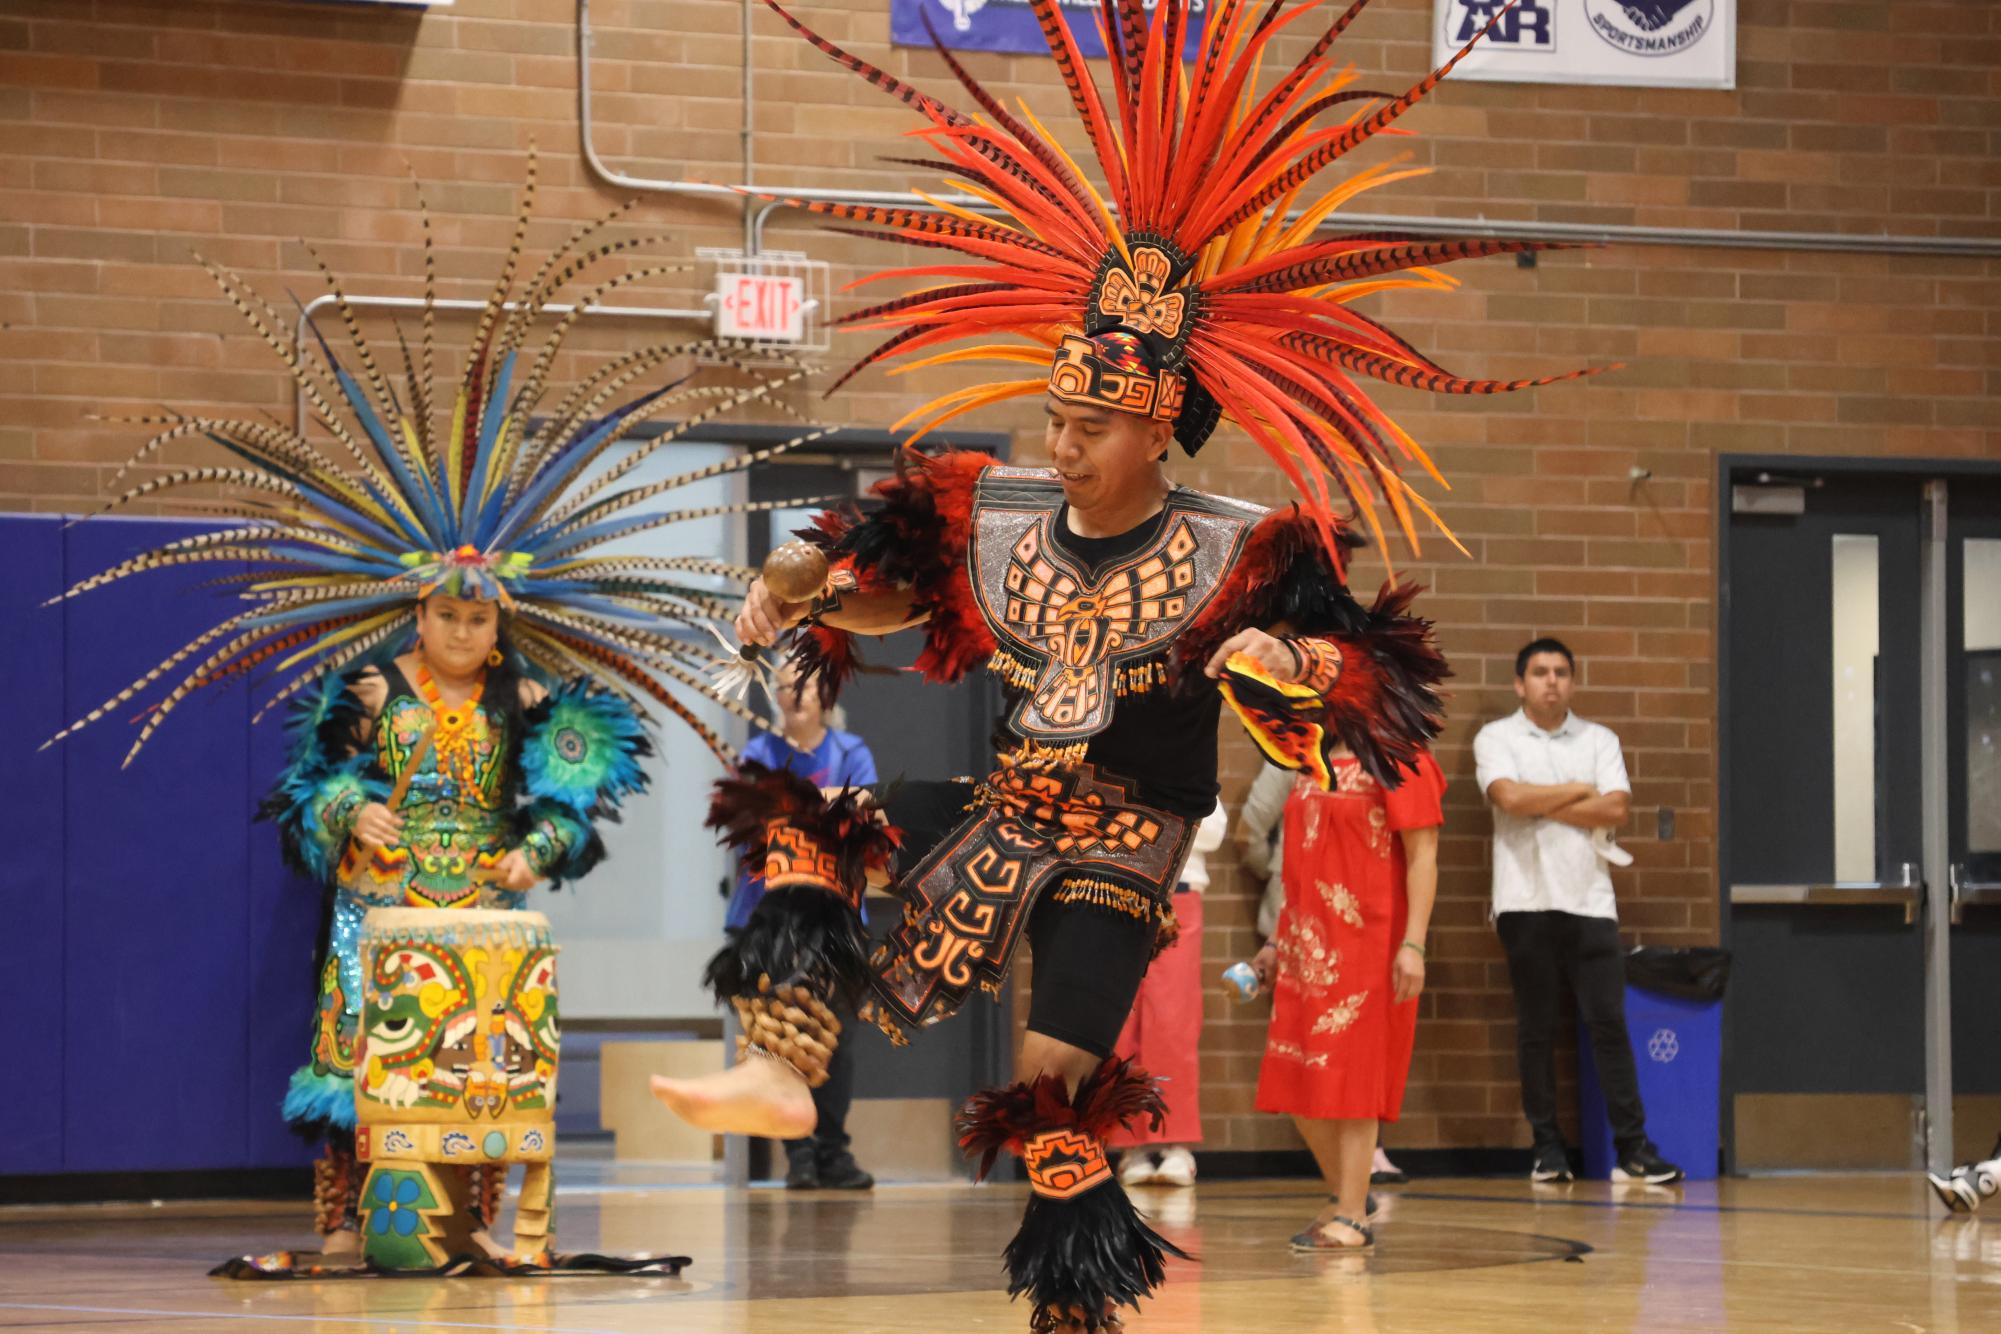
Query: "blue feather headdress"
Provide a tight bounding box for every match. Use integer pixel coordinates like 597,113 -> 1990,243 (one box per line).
45,151 -> 826,767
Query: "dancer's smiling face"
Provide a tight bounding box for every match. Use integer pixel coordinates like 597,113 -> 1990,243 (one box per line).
1043,395 -> 1171,519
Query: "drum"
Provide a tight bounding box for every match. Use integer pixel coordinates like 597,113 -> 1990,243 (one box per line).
353,907 -> 560,1268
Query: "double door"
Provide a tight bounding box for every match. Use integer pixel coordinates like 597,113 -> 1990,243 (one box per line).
1724,464 -> 2001,1172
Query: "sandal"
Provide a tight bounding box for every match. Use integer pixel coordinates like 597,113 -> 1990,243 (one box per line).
1290,1215 -> 1374,1251
1328,1191 -> 1382,1219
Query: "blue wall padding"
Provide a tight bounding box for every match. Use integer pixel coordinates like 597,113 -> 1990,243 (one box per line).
1,516 -> 68,1174
246,711 -> 326,1165
3,513 -> 319,1178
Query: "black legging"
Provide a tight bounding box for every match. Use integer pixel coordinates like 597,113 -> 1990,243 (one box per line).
1023,893 -> 1153,1058
880,780 -> 1155,1059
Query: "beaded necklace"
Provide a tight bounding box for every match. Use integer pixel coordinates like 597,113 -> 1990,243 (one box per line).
415,661 -> 486,798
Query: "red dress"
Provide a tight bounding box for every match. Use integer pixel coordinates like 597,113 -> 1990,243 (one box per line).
1255,751 -> 1446,1122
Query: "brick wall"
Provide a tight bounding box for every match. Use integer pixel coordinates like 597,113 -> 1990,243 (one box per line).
4,0 -> 1998,1155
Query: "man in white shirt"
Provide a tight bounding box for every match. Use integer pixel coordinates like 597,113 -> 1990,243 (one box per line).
1473,638 -> 1684,1186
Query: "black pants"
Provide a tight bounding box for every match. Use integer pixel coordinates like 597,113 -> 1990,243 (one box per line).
787,1011 -> 856,1165
1496,910 -> 1649,1156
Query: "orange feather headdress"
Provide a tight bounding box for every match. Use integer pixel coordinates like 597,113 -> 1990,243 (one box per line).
761,0 -> 1612,559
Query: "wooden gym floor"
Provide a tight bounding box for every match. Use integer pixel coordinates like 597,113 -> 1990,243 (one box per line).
2,1166 -> 1998,1331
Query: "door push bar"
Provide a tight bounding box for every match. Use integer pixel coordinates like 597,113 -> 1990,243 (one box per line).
1730,863 -> 1924,925
1948,863 -> 2001,925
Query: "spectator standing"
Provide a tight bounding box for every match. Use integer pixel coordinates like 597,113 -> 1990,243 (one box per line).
1472,637 -> 1683,1186
1114,802 -> 1229,1187
1252,745 -> 1444,1250
1239,762 -> 1411,1186
1239,762 -> 1295,942
725,661 -> 879,1190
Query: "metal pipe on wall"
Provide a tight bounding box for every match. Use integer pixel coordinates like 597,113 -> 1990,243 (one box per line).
577,0 -> 991,224
578,0 -> 2001,260
289,292 -> 708,438
739,0 -> 753,252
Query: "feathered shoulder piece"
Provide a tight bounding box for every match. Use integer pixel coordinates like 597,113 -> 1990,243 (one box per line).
520,681 -> 653,818
759,0 -> 1614,563
43,148 -> 826,768
792,448 -> 1000,695
1172,502 -> 1367,671
260,670 -> 389,884
812,447 -> 995,598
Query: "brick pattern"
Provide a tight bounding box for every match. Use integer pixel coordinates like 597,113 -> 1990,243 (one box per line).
4,0 -> 1998,1154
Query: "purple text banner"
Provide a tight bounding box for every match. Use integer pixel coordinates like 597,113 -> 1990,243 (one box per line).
891,0 -> 1209,60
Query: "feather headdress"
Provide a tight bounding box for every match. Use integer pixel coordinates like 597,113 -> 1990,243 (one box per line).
46,151 -> 828,767
760,0 -> 1611,558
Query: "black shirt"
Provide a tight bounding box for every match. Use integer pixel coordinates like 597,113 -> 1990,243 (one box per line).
1000,504 -> 1222,820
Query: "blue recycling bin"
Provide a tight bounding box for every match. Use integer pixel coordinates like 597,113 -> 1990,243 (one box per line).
1578,985 -> 1722,1181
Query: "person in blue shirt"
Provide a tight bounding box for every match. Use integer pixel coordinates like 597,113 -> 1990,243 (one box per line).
724,660 -> 879,1189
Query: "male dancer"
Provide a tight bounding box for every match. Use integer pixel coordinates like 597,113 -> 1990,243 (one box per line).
653,0 -> 1605,1327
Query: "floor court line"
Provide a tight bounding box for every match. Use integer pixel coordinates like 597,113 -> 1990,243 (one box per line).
0,1302 -> 631,1334
1382,1187 -> 1943,1223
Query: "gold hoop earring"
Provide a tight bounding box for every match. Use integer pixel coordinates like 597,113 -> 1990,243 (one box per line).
487,648 -> 504,668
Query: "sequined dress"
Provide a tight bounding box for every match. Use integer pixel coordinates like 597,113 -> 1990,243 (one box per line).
1255,752 -> 1445,1122
298,664 -> 520,1130
272,659 -> 644,1137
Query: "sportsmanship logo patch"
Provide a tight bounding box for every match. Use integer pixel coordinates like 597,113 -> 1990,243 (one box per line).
1585,0 -> 1714,57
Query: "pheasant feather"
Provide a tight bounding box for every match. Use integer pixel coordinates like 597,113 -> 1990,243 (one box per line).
52,150 -> 826,766
760,0 -> 1614,556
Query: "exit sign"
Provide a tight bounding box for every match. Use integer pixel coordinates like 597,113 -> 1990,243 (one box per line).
715,272 -> 807,343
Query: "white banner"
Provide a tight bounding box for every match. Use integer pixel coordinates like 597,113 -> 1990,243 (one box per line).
1432,0 -> 1735,90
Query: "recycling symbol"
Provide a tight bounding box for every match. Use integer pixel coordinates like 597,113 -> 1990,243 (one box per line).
1647,1028 -> 1679,1063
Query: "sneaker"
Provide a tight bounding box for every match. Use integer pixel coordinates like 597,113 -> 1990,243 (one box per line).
1370,1146 -> 1407,1185
1611,1145 -> 1684,1185
816,1149 -> 874,1191
1930,1170 -> 1980,1213
1119,1150 -> 1162,1187
784,1147 -> 820,1190
1530,1143 -> 1574,1183
1154,1146 -> 1196,1187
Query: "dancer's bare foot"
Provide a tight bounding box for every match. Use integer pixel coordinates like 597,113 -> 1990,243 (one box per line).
468,1227 -> 512,1262
650,1056 -> 816,1138
1032,1301 -> 1124,1332
319,1230 -> 361,1263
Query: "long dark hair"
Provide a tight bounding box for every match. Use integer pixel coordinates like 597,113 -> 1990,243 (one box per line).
398,600 -> 534,809
485,623 -> 532,811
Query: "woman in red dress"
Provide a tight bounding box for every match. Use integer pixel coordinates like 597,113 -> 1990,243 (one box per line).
1253,747 -> 1444,1250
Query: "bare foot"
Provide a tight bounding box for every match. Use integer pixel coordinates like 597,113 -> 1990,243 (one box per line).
468,1227 -> 513,1262
1032,1301 -> 1124,1332
650,1057 -> 817,1138
319,1230 -> 361,1263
